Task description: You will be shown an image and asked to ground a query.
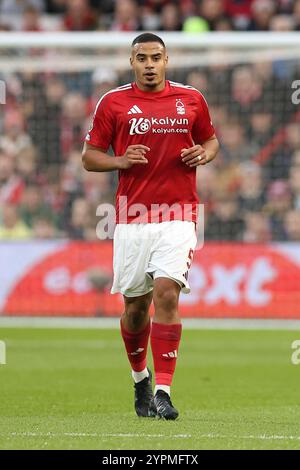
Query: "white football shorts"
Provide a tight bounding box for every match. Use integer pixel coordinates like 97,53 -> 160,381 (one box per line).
111,220 -> 197,297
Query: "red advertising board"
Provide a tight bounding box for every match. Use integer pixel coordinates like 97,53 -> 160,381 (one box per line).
1,241 -> 300,318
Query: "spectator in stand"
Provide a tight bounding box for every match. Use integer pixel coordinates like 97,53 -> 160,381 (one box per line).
0,110 -> 32,157
214,16 -> 234,30
196,164 -> 219,214
199,0 -> 227,30
15,146 -> 38,183
219,119 -> 257,163
207,104 -> 229,133
61,148 -> 85,197
270,14 -> 295,31
205,192 -> 245,240
159,3 -> 182,31
0,151 -> 24,207
67,197 -> 92,239
230,66 -> 264,120
82,168 -> 113,206
41,77 -> 65,166
140,0 -> 171,15
224,0 -> 253,30
284,210 -> 300,241
88,68 -> 118,115
19,185 -> 58,229
294,0 -> 300,30
63,0 -> 98,31
111,0 -> 141,31
0,0 -> 45,15
252,61 -> 273,86
247,0 -> 275,31
45,0 -> 67,14
251,60 -> 288,120
182,15 -> 210,32
0,21 -> 11,30
264,180 -> 292,240
179,0 -> 198,17
42,167 -> 67,228
0,204 -> 32,240
243,211 -> 271,242
32,216 -> 58,238
60,149 -> 115,238
286,123 -> 300,153
238,161 -> 265,213
60,147 -> 85,229
23,76 -> 65,168
276,0 -> 295,14
289,151 -> 300,210
61,92 -> 88,158
22,5 -> 43,31
186,70 -> 212,103
268,123 -> 300,181
207,60 -> 231,107
247,105 -> 273,147
138,0 -> 158,30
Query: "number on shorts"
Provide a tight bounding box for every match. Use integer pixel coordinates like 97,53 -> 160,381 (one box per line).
184,248 -> 194,280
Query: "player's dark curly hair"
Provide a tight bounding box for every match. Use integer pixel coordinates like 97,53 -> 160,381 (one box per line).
132,33 -> 165,49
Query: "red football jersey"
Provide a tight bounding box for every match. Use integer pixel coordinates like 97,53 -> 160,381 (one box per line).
85,80 -> 215,224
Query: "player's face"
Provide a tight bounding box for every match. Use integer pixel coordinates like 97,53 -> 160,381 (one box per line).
130,42 -> 168,92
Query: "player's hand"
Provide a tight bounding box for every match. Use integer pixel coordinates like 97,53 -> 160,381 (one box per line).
181,145 -> 209,167
120,145 -> 150,169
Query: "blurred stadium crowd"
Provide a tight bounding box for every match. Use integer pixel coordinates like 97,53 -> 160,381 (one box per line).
1,58 -> 300,242
0,1 -> 300,242
1,0 -> 300,32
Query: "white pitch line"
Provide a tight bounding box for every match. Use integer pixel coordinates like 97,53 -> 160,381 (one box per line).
6,432 -> 191,439
199,433 -> 300,441
103,434 -> 192,439
1,317 -> 300,330
3,432 -> 300,441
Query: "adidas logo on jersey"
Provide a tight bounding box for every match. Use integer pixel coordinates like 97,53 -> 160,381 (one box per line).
162,350 -> 178,358
128,105 -> 143,115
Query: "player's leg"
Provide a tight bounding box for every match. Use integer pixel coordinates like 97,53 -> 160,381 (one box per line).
120,291 -> 154,417
121,291 -> 153,375
145,221 -> 197,419
149,277 -> 182,420
111,223 -> 156,416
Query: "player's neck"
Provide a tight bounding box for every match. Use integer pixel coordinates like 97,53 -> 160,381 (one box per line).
135,79 -> 166,93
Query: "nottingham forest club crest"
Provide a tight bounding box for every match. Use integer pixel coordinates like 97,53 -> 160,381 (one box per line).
176,99 -> 185,115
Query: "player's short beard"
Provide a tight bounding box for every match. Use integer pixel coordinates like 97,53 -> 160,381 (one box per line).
143,76 -> 163,89
144,82 -> 158,89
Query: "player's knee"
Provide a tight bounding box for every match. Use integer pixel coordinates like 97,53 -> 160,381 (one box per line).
124,302 -> 149,329
154,287 -> 179,312
126,304 -> 149,318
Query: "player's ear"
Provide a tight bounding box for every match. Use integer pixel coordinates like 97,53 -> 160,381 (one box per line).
130,56 -> 133,67
165,54 -> 169,66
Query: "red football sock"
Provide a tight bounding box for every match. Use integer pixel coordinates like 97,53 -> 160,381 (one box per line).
150,322 -> 182,386
120,319 -> 151,372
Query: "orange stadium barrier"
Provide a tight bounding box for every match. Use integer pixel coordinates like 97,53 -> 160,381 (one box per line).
1,241 -> 300,318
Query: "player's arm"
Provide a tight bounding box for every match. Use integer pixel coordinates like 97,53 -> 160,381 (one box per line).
181,134 -> 219,168
82,142 -> 150,172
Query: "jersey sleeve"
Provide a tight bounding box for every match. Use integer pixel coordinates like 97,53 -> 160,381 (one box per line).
85,94 -> 114,151
192,93 -> 215,144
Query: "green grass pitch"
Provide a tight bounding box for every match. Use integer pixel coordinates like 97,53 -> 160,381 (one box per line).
0,326 -> 300,450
